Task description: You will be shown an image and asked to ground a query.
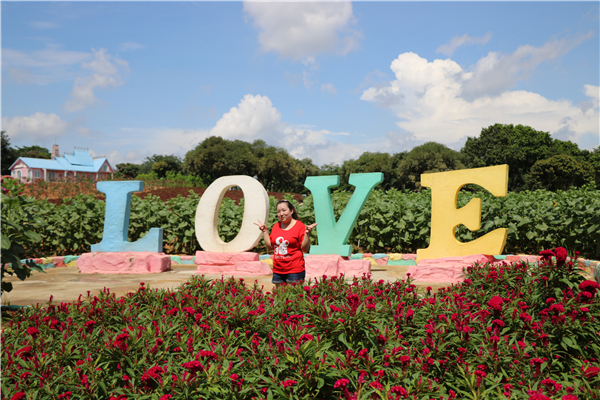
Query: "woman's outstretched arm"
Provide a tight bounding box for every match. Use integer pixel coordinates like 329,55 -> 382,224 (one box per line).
301,223 -> 317,253
254,219 -> 273,252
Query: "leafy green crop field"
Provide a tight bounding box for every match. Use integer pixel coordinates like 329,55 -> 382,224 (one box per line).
5,185 -> 599,260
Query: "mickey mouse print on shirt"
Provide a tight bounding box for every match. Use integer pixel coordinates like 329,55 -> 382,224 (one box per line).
274,237 -> 289,256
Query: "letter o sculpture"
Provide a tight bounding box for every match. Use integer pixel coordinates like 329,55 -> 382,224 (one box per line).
195,175 -> 270,252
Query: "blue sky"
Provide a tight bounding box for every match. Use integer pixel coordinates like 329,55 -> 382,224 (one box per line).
2,1 -> 599,167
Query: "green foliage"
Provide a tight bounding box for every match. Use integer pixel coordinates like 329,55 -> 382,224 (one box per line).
397,142 -> 466,191
340,152 -> 406,191
461,123 -> 593,192
139,154 -> 183,175
527,154 -> 594,191
183,137 -> 312,193
590,147 -> 600,189
0,178 -> 45,294
15,145 -> 51,159
7,185 -> 600,260
1,131 -> 18,175
115,163 -> 141,179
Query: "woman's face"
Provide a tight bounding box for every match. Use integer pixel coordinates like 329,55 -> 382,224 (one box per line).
276,203 -> 293,223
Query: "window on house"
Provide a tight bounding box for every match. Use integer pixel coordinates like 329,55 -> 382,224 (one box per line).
28,171 -> 32,180
34,170 -> 41,178
17,171 -> 21,180
102,164 -> 108,172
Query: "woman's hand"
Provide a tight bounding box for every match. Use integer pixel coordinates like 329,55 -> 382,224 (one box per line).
254,219 -> 268,232
254,219 -> 272,251
305,223 -> 317,235
302,223 -> 317,253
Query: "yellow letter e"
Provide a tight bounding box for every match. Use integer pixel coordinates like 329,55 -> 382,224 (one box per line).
416,165 -> 509,262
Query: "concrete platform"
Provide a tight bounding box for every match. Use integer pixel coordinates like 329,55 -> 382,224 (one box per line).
0,263 -> 449,307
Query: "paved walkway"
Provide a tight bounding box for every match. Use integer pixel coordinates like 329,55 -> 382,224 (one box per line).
1,263 -> 450,307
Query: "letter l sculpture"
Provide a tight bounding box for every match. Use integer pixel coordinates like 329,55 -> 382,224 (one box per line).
91,181 -> 163,252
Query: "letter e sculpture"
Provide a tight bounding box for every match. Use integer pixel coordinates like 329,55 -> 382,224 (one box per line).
416,165 -> 509,261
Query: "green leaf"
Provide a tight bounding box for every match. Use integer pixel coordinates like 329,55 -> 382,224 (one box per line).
1,235 -> 11,250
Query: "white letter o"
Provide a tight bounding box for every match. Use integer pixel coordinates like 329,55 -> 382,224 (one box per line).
195,175 -> 269,252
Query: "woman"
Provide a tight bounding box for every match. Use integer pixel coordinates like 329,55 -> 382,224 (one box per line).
254,200 -> 317,285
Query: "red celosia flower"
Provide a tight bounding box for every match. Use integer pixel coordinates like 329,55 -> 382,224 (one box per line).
182,361 -> 203,373
15,346 -> 32,360
539,249 -> 555,260
230,374 -> 239,381
58,392 -> 72,400
334,378 -> 349,388
579,280 -> 600,294
158,395 -> 172,400
10,392 -> 26,400
488,296 -> 503,312
529,394 -> 552,400
299,334 -> 313,342
391,385 -> 408,398
84,321 -> 95,333
26,327 -> 39,338
562,395 -> 578,400
554,247 -> 568,266
582,365 -> 600,379
369,381 -> 383,390
281,379 -> 297,388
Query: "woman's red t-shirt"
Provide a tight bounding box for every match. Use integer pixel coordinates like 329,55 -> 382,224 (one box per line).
270,220 -> 306,274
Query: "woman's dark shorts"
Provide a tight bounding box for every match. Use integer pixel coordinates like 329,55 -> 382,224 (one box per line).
272,271 -> 306,284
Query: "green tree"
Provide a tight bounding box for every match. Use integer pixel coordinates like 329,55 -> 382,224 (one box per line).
526,154 -> 594,191
115,163 -> 141,179
341,152 -> 406,191
184,136 -> 262,183
397,142 -> 466,191
590,147 -> 600,189
318,163 -> 342,177
139,154 -> 182,175
460,123 -> 590,191
252,140 -> 306,192
16,145 -> 51,159
1,131 -> 18,175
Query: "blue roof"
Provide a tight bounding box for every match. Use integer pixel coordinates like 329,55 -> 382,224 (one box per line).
9,150 -> 112,173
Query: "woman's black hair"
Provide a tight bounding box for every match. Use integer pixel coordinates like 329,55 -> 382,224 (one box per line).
276,200 -> 300,221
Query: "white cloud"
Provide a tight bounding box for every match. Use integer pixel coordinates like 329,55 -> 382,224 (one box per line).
361,50 -> 599,147
462,31 -> 593,100
2,112 -> 69,141
243,1 -> 362,61
113,127 -> 211,163
29,21 -> 58,29
64,48 -> 129,113
2,46 -> 90,69
210,94 -> 282,141
321,83 -> 337,95
207,94 -> 354,165
436,32 -> 492,57
118,42 -> 146,52
2,46 -> 92,85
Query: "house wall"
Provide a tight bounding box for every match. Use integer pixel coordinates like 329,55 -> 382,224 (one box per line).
11,163 -> 113,183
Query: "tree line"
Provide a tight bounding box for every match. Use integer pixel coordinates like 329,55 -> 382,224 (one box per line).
3,124 -> 599,193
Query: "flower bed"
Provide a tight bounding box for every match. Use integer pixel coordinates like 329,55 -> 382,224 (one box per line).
2,250 -> 599,400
